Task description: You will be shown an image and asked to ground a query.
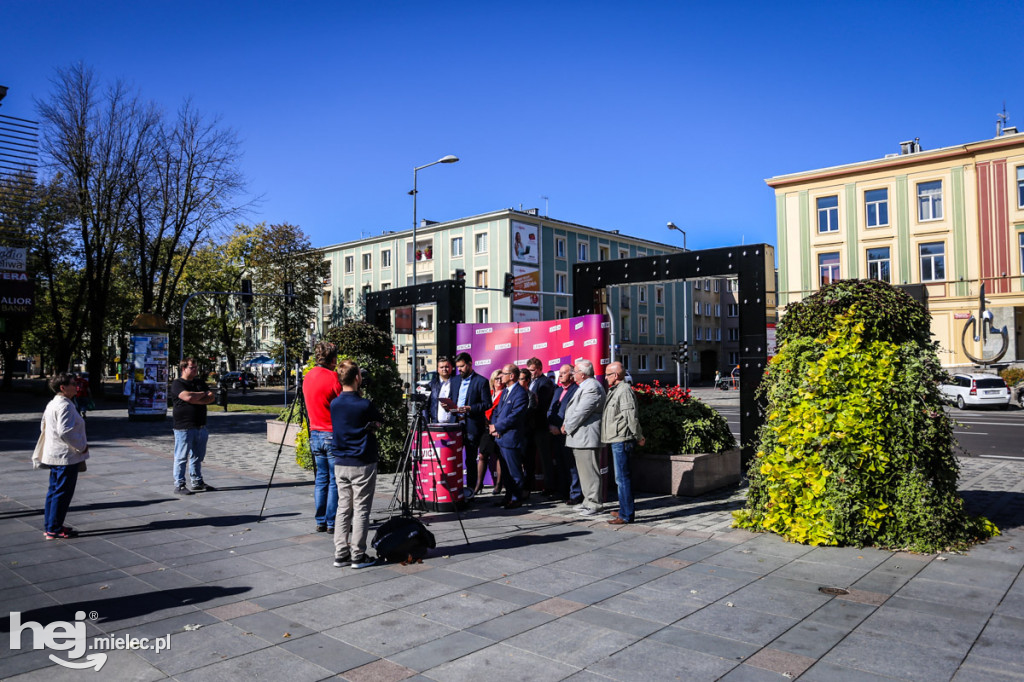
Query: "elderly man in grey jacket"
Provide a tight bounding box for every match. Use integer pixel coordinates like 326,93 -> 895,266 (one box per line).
561,359 -> 606,516
602,361 -> 645,525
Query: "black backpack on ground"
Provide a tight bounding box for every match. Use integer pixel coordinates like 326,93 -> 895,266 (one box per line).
371,516 -> 436,564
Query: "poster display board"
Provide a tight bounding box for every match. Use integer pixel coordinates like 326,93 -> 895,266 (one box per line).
128,332 -> 169,419
510,221 -> 539,265
455,314 -> 608,378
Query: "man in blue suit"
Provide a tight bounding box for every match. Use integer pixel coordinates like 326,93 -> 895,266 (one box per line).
489,363 -> 529,509
451,352 -> 492,491
428,357 -> 457,424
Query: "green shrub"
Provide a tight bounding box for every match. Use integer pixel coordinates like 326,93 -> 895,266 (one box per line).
734,281 -> 998,552
633,382 -> 734,455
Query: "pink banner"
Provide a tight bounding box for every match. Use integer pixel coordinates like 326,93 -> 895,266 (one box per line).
455,314 -> 609,378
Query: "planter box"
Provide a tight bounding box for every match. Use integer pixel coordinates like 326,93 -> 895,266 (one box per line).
633,448 -> 741,497
267,419 -> 299,447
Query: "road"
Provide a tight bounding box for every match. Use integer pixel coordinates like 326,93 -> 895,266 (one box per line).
702,392 -> 1024,461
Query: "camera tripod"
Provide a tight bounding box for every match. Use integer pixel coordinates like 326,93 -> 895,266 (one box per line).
384,397 -> 469,545
258,363 -> 307,522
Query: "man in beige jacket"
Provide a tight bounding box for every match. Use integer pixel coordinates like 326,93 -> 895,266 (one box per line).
601,362 -> 644,525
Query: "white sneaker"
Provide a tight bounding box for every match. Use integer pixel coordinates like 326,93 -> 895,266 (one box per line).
578,507 -> 599,517
572,503 -> 587,511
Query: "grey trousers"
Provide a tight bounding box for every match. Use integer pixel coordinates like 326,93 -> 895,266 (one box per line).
334,462 -> 377,557
572,448 -> 601,511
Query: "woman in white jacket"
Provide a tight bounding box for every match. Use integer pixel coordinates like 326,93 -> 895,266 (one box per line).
41,372 -> 90,539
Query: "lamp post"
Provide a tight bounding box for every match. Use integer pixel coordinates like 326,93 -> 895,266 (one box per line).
409,155 -> 459,387
667,222 -> 688,390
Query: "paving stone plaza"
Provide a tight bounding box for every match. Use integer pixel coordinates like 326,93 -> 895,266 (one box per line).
1,388 -> 1022,681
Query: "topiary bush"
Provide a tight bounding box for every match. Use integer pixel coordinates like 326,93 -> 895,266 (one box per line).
734,280 -> 998,552
633,382 -> 735,455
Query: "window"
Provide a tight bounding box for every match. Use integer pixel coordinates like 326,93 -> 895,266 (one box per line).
865,188 -> 889,227
578,242 -> 589,261
638,287 -> 647,304
919,242 -> 945,282
729,352 -> 740,365
656,355 -> 664,371
867,247 -> 891,283
694,301 -> 701,315
1020,233 -> 1024,275
819,252 -> 840,285
706,327 -> 712,341
261,325 -> 269,340
622,355 -> 630,370
656,317 -> 665,335
705,303 -> 712,316
344,287 -> 354,305
638,355 -> 648,371
555,237 -> 566,259
620,315 -> 630,341
715,304 -> 721,317
451,237 -> 463,258
817,195 -> 839,232
344,255 -> 354,273
696,327 -> 703,340
639,317 -> 648,334
655,286 -> 664,304
362,253 -> 372,270
381,282 -> 391,290
555,273 -> 567,293
715,328 -> 721,341
475,308 -> 488,323
555,308 -> 568,319
917,180 -> 943,221
728,278 -> 739,292
704,279 -> 711,291
475,270 -> 488,288
727,304 -> 739,317
714,279 -> 720,293
618,248 -> 629,259
474,232 -> 488,254
1018,167 -> 1024,208
381,250 -> 391,268
599,245 -> 610,261
728,328 -> 739,341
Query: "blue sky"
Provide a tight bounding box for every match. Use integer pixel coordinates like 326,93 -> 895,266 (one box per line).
3,1 -> 1023,252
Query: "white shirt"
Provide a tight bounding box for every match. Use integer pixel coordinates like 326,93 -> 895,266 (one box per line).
437,379 -> 453,423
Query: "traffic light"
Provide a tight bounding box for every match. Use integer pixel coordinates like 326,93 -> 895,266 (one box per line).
240,279 -> 253,309
284,281 -> 295,305
503,272 -> 514,297
453,268 -> 466,282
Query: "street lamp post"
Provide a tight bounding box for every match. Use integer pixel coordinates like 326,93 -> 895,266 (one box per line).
409,155 -> 459,388
667,221 -> 688,390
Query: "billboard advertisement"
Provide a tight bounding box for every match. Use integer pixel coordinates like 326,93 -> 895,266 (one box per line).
511,221 -> 539,265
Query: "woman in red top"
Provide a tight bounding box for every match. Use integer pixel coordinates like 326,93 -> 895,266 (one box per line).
473,369 -> 504,496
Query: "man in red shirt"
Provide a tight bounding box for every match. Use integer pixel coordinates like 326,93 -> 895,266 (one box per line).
303,341 -> 342,533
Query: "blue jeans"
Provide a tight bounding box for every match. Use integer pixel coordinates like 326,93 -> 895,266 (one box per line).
173,427 -> 208,486
44,465 -> 80,533
498,444 -> 526,502
611,440 -> 635,522
310,430 -> 338,527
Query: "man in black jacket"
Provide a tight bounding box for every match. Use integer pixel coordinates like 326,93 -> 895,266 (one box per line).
526,357 -> 556,495
452,352 -> 492,491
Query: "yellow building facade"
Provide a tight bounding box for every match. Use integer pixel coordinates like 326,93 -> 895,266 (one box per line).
767,133 -> 1024,368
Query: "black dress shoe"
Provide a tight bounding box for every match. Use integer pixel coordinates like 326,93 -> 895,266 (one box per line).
316,523 -> 328,533
503,500 -> 522,509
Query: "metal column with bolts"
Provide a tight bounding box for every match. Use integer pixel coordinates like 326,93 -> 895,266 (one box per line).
667,222 -> 688,389
409,155 -> 458,386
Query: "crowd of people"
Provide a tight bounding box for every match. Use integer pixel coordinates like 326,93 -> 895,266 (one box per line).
33,346 -> 644,566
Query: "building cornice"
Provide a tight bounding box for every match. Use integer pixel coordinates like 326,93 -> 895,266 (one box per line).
765,133 -> 1024,190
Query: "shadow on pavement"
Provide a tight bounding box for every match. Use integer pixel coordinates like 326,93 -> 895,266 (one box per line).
0,585 -> 253,632
961,489 -> 1024,531
0,498 -> 178,521
76,512 -> 300,538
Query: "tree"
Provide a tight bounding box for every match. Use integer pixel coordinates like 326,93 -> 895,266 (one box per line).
232,222 -> 327,362
125,100 -> 247,322
37,63 -> 160,396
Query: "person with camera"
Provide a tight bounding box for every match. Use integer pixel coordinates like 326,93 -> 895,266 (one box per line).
303,341 -> 341,534
330,360 -> 383,569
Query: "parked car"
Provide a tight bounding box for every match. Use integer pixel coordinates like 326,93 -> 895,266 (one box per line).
220,371 -> 256,389
940,373 -> 1010,410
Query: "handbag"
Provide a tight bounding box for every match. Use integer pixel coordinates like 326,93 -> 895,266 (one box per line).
31,425 -> 49,470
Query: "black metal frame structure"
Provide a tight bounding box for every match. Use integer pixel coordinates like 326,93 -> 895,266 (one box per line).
365,280 -> 467,361
572,244 -> 777,467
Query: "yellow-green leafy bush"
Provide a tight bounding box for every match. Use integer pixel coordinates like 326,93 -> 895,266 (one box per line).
734,280 -> 998,552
